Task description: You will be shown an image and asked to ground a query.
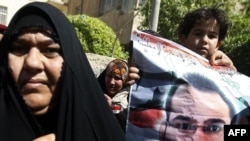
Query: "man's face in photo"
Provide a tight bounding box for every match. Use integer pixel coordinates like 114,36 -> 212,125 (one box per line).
160,84 -> 231,141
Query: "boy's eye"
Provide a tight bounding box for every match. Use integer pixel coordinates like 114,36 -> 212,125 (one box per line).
194,32 -> 202,36
208,34 -> 217,39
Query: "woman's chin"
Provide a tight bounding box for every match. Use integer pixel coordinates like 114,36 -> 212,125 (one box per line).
30,106 -> 49,116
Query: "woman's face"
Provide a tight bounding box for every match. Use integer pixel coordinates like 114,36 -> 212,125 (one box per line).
105,73 -> 124,97
8,31 -> 63,115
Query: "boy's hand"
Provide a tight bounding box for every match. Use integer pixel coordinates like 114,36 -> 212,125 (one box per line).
210,50 -> 237,71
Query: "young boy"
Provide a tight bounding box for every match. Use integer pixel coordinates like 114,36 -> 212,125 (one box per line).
127,6 -> 236,84
178,6 -> 236,70
126,7 -> 241,139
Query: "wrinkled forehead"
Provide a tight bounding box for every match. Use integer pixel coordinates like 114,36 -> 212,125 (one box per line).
14,26 -> 59,44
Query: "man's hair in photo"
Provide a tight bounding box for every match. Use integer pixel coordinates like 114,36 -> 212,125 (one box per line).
165,72 -> 237,121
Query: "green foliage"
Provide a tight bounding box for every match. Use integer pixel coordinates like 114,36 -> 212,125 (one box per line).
67,14 -> 129,60
139,0 -> 250,76
241,0 -> 250,16
222,15 -> 250,74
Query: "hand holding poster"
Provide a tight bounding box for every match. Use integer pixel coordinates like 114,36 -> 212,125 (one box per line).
126,30 -> 250,141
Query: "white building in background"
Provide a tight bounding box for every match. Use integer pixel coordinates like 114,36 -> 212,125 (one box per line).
0,0 -> 142,46
0,0 -> 66,26
0,0 -> 28,25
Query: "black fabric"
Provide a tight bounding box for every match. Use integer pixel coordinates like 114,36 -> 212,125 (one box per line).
114,109 -> 128,133
0,2 -> 126,141
97,68 -> 108,94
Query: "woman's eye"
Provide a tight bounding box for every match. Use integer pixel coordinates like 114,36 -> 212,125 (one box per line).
9,45 -> 29,56
42,48 -> 61,57
114,76 -> 122,80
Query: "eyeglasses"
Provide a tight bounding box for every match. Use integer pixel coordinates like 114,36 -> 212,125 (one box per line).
167,122 -> 224,134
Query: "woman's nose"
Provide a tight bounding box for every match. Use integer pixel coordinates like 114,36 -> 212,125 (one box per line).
24,48 -> 44,72
109,77 -> 116,84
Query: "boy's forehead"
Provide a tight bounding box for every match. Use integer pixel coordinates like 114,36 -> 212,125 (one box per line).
193,19 -> 220,32
196,18 -> 218,27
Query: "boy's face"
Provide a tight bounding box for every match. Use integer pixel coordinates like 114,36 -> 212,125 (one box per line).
180,19 -> 221,59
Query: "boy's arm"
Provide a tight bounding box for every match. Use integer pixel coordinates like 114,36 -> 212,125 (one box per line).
209,50 -> 237,71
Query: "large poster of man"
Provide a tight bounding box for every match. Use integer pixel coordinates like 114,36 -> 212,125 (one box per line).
126,30 -> 250,141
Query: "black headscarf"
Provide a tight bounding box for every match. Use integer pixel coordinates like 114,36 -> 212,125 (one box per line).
0,2 -> 126,141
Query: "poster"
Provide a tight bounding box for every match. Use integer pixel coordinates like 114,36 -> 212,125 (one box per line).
126,30 -> 250,141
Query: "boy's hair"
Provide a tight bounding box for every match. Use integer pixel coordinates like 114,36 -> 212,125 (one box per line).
178,6 -> 231,41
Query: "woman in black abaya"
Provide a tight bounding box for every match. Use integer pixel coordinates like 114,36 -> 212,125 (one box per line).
0,2 -> 126,141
